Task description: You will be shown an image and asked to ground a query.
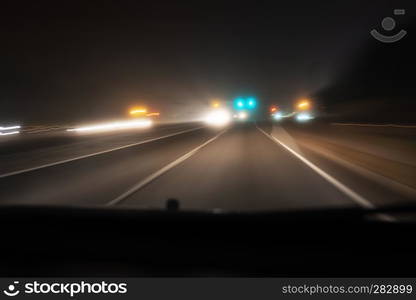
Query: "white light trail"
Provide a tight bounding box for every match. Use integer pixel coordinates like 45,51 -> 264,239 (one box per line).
0,125 -> 21,136
0,131 -> 20,136
67,119 -> 152,133
0,125 -> 21,130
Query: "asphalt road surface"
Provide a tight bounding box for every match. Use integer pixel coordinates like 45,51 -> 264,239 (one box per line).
0,122 -> 414,211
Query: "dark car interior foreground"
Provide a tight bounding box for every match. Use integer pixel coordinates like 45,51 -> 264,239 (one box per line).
2,203 -> 416,277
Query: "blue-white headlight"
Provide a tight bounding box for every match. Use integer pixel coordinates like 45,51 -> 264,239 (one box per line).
296,113 -> 313,122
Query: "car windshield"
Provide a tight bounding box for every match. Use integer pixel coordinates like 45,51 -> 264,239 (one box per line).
0,0 -> 415,213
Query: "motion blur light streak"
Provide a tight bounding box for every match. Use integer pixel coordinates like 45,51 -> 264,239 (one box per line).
331,123 -> 416,128
0,131 -> 20,136
0,125 -> 21,136
67,119 -> 152,133
0,125 -> 21,130
204,110 -> 231,127
129,107 -> 147,116
146,112 -> 160,117
273,112 -> 283,120
296,113 -> 313,122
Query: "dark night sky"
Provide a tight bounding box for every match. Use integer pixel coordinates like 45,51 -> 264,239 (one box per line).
0,0 -> 414,124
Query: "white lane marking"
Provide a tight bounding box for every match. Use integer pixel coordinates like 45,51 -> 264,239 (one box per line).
107,129 -> 228,206
294,138 -> 416,199
331,123 -> 416,128
256,125 -> 375,209
0,127 -> 204,179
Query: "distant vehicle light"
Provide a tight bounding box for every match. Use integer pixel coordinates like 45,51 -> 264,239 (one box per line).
204,110 -> 231,127
67,119 -> 152,133
273,112 -> 283,120
211,100 -> 221,108
129,107 -> 147,115
296,113 -> 313,122
238,111 -> 248,120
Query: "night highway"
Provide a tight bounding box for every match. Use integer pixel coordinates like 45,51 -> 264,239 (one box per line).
1,121 -> 414,210
1,0 -> 416,287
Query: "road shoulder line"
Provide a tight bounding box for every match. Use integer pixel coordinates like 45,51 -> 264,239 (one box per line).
256,125 -> 374,209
